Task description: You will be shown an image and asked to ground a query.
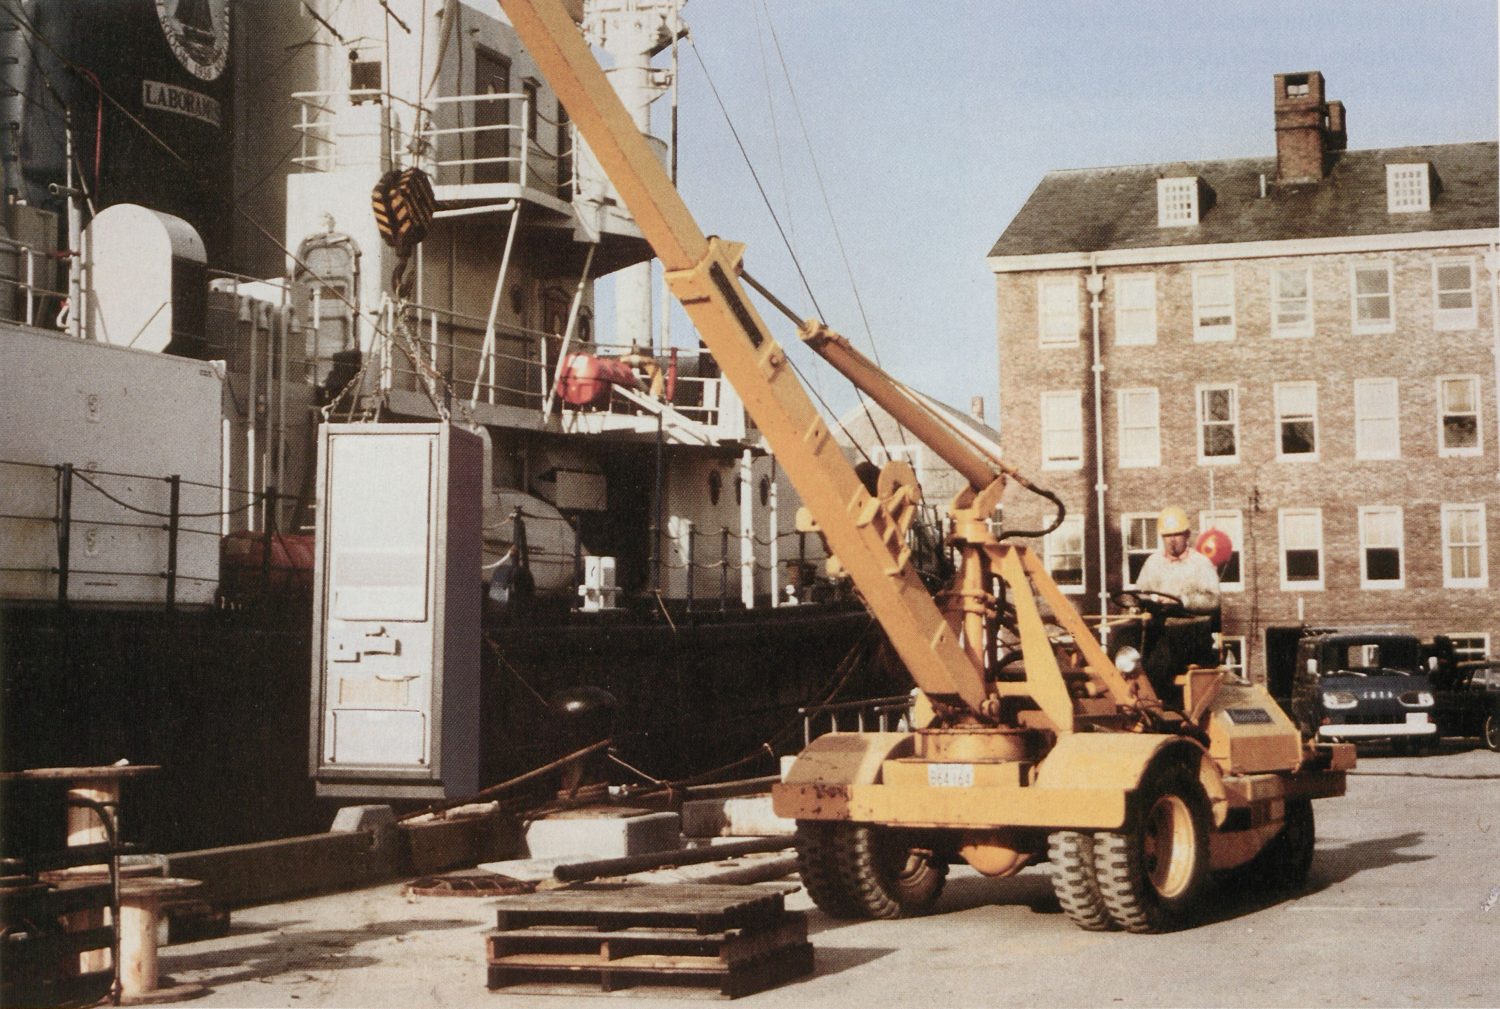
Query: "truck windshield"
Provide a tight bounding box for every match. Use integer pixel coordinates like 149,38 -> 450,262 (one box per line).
1337,640 -> 1421,672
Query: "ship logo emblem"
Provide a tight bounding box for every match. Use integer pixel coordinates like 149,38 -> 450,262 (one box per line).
154,0 -> 230,82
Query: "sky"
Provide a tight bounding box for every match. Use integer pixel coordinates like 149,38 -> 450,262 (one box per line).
589,0 -> 1499,428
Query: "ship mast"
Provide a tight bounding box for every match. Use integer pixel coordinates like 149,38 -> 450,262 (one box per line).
582,0 -> 681,354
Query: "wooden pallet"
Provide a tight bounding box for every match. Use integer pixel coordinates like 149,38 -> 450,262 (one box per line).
485,883 -> 813,998
491,883 -> 796,935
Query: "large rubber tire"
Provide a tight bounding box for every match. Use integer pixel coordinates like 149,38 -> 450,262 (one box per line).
1047,831 -> 1114,931
1265,799 -> 1316,890
1094,762 -> 1212,933
1485,714 -> 1500,753
1222,797 -> 1315,894
794,821 -> 865,919
793,821 -> 946,920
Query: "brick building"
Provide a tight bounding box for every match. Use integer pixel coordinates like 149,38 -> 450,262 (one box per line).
988,71 -> 1499,680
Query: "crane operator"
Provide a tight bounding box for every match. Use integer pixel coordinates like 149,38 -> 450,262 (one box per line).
1135,507 -> 1221,614
1133,507 -> 1222,701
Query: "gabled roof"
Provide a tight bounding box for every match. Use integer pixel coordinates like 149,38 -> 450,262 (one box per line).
988,142 -> 1498,259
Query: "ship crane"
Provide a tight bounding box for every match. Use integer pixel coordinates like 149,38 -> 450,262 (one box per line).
498,0 -> 1354,934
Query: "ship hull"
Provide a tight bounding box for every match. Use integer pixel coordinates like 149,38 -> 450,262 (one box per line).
1,598 -> 891,851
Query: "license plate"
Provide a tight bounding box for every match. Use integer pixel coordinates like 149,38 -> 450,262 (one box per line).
927,763 -> 974,788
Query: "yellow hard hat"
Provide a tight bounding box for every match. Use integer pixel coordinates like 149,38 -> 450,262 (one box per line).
1158,506 -> 1190,536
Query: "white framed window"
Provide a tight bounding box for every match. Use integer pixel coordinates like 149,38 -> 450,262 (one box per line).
1198,509 -> 1244,591
1448,634 -> 1490,662
1274,382 -> 1319,460
1272,267 -> 1313,338
1117,387 -> 1160,468
1157,178 -> 1202,227
1220,636 -> 1248,681
1438,375 -> 1482,457
1038,276 -> 1080,347
1386,163 -> 1432,213
1279,507 -> 1324,591
872,442 -> 925,471
1045,514 -> 1086,594
1354,378 -> 1400,460
1441,503 -> 1488,588
1121,513 -> 1158,587
1040,391 -> 1083,470
1433,258 -> 1477,330
1196,385 -> 1239,463
1359,505 -> 1405,589
1193,269 -> 1236,342
1113,273 -> 1157,345
1351,262 -> 1395,334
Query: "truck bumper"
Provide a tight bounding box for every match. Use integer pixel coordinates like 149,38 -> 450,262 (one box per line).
1318,718 -> 1434,739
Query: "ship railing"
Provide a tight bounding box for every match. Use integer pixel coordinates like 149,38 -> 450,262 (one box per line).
0,458 -> 285,611
0,235 -> 68,328
797,695 -> 915,747
376,299 -> 557,410
652,521 -> 822,613
372,308 -> 733,429
290,89 -> 575,202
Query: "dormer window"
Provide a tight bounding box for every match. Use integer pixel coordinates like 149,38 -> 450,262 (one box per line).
1157,177 -> 1213,227
1387,163 -> 1432,213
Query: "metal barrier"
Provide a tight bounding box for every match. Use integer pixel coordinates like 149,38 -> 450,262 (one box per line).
0,458 -> 273,611
798,695 -> 915,746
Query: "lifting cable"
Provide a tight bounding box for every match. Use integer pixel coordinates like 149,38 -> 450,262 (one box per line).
687,27 -> 911,488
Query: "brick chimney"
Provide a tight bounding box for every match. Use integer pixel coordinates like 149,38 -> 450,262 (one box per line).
1273,72 -> 1345,183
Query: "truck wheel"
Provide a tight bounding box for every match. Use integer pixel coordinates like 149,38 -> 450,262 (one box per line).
794,821 -> 864,919
1047,831 -> 1114,931
1094,763 -> 1211,933
1485,714 -> 1500,753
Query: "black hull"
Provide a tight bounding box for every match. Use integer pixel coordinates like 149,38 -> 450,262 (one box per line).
1,598 -> 895,852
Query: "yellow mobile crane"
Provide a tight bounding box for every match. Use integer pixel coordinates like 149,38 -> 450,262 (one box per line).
498,0 -> 1354,933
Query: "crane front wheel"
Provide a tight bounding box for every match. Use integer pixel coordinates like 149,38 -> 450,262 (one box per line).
1047,831 -> 1115,931
1093,762 -> 1211,933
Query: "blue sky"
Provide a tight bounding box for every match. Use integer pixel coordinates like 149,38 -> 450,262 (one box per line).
591,1 -> 1498,427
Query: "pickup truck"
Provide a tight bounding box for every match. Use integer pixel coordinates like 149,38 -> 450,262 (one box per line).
1426,638 -> 1500,751
1267,628 -> 1438,752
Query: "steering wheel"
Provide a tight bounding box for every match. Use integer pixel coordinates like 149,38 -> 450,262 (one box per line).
1111,588 -> 1185,614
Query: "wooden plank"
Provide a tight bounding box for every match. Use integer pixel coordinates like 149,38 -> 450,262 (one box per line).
486,913 -> 808,967
1,925 -> 116,965
491,882 -> 792,934
486,942 -> 815,999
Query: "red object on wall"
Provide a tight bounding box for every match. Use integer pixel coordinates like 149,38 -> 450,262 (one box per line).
1196,528 -> 1234,568
555,353 -> 640,407
220,531 -> 315,597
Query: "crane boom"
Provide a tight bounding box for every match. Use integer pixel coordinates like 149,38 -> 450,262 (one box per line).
498,0 -> 992,711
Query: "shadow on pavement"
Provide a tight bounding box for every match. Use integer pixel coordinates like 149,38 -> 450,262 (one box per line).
162,917 -> 477,987
1307,829 -> 1431,885
806,945 -> 897,979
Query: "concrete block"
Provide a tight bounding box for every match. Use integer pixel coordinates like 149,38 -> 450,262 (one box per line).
523,811 -> 680,860
330,805 -> 396,833
681,795 -> 795,838
475,856 -> 583,883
